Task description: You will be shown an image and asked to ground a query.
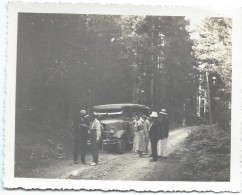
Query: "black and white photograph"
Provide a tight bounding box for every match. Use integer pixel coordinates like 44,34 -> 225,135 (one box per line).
4,2 -> 241,191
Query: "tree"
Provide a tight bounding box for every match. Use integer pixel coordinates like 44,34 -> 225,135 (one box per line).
16,13 -> 199,127
16,14 -> 137,122
192,17 -> 232,129
158,17 -> 198,118
115,16 -> 198,124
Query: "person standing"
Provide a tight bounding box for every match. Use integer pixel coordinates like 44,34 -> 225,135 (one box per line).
142,115 -> 150,155
132,115 -> 144,157
73,110 -> 89,165
158,109 -> 169,159
149,111 -> 163,162
89,113 -> 102,166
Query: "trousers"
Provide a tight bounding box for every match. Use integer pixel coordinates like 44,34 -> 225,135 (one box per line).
158,138 -> 168,157
90,129 -> 99,164
149,135 -> 159,161
74,137 -> 87,163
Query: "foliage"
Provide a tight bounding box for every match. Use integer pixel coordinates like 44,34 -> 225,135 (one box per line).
128,16 -> 198,119
17,13 -> 198,126
191,17 -> 232,129
172,125 -> 230,181
193,18 -> 232,92
158,17 -> 197,115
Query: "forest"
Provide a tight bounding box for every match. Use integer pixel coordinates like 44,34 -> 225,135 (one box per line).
16,14 -> 232,129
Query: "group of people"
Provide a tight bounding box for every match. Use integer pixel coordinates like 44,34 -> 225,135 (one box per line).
72,110 -> 102,166
132,109 -> 169,162
73,108 -> 169,166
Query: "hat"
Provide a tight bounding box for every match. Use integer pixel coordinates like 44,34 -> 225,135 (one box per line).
80,110 -> 87,116
150,111 -> 158,118
159,109 -> 167,115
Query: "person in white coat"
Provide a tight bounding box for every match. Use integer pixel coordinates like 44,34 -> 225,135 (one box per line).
142,115 -> 151,154
132,115 -> 144,157
157,109 -> 169,159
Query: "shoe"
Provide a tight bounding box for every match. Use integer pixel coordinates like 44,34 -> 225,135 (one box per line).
81,161 -> 87,165
149,159 -> 157,162
90,162 -> 97,166
74,161 -> 78,164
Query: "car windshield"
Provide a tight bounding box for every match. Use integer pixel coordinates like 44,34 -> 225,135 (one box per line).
94,109 -> 123,119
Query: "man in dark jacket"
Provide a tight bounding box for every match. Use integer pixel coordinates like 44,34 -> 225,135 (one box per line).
73,109 -> 89,164
149,111 -> 163,162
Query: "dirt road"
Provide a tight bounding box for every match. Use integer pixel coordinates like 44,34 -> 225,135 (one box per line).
24,126 -> 194,180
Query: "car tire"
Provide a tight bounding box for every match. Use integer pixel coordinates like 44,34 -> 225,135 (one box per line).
117,136 -> 126,154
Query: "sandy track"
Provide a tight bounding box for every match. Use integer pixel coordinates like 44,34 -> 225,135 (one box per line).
66,127 -> 193,180
22,126 -> 196,180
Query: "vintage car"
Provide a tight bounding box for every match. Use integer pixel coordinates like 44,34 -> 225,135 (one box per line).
93,103 -> 150,153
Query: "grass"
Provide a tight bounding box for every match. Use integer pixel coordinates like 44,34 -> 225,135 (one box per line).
14,111 -> 73,177
168,124 -> 230,181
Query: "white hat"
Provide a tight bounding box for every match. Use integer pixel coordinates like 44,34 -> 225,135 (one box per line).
150,111 -> 158,118
159,109 -> 167,115
80,110 -> 87,116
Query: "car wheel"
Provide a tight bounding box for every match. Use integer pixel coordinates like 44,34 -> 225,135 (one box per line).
117,137 -> 126,154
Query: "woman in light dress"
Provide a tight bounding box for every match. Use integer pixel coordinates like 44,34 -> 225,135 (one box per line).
142,115 -> 151,155
132,115 -> 144,157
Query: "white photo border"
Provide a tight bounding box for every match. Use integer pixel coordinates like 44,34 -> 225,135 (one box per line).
4,2 -> 242,191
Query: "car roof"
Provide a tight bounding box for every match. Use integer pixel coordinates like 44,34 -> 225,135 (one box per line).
94,103 -> 149,111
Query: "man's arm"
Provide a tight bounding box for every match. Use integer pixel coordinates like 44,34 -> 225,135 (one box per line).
96,121 -> 102,141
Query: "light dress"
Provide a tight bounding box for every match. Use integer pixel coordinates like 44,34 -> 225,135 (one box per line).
132,119 -> 144,152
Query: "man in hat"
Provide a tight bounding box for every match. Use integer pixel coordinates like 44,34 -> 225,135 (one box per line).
158,109 -> 169,159
149,111 -> 163,162
73,109 -> 89,164
89,113 -> 102,166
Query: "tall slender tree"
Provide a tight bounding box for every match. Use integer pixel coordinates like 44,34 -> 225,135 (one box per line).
192,17 -> 232,129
